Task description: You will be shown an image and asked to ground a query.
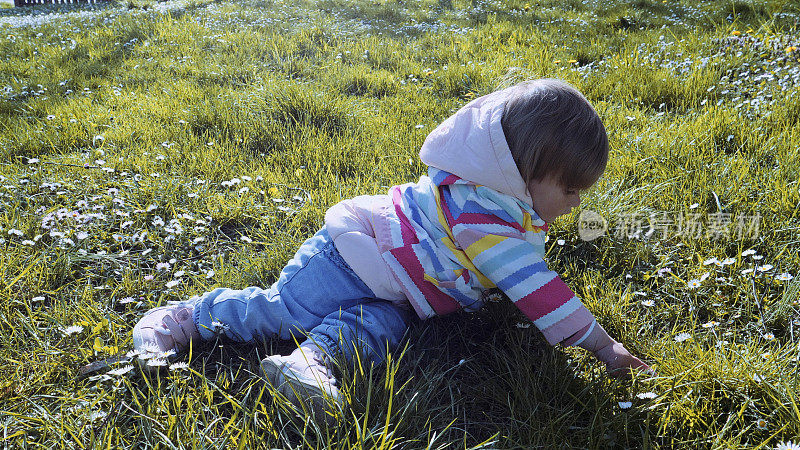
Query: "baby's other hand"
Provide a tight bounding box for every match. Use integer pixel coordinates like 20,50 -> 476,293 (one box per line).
594,342 -> 655,380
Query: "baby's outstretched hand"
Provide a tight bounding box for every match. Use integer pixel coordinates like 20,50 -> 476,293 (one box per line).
594,342 -> 655,380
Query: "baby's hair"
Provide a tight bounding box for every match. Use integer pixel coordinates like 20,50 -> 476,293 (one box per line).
500,78 -> 608,191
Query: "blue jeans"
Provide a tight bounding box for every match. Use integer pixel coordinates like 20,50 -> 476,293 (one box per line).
192,226 -> 412,364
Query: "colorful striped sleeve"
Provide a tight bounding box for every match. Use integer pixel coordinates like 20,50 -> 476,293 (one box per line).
443,185 -> 597,346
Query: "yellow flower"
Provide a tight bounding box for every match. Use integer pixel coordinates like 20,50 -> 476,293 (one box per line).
787,46 -> 798,53
731,30 -> 741,36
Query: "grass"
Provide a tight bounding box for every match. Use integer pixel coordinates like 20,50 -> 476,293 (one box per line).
1,0 -> 800,447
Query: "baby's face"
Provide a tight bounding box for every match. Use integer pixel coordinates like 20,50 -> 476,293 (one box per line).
527,176 -> 583,223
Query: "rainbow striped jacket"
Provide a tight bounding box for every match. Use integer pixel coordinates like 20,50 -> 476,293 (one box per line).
377,167 -> 596,346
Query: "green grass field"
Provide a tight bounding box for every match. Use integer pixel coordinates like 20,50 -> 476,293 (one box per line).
2,0 -> 800,447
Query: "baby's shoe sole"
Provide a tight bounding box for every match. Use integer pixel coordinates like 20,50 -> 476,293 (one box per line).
260,356 -> 341,425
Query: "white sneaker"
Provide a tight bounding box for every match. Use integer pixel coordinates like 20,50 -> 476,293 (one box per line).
261,346 -> 342,422
132,301 -> 200,365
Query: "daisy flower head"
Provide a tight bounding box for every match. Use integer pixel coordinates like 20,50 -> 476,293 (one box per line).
776,440 -> 800,450
703,257 -> 720,266
701,321 -> 719,328
756,418 -> 768,430
776,273 -> 794,281
61,325 -> 84,336
674,332 -> 691,342
687,279 -> 702,289
147,358 -> 168,367
108,365 -> 134,376
641,299 -> 655,307
742,249 -> 757,257
169,361 -> 189,371
636,392 -> 657,399
721,257 -> 736,265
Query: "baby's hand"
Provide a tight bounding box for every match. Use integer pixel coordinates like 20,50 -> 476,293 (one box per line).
593,342 -> 655,380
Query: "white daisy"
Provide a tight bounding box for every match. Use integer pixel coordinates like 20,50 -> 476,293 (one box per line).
721,257 -> 736,265
703,257 -> 720,266
776,273 -> 794,281
641,300 -> 655,307
757,264 -> 773,272
742,249 -> 756,257
636,392 -> 657,399
61,325 -> 84,336
701,321 -> 719,328
674,332 -> 691,342
169,362 -> 189,371
687,279 -> 702,289
108,365 -> 133,376
147,358 -> 168,367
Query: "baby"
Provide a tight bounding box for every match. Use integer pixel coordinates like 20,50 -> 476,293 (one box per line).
132,78 -> 653,419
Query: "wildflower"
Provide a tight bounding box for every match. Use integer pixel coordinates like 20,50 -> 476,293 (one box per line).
762,332 -> 775,340
7,228 -> 23,237
76,231 -> 89,240
618,401 -> 632,409
169,362 -> 189,371
776,440 -> 800,450
641,300 -> 655,307
757,264 -> 773,272
144,275 -> 154,281
108,365 -> 133,376
126,349 -> 140,358
674,332 -> 691,342
21,240 -> 35,246
156,262 -> 171,271
119,297 -> 135,304
657,267 -> 673,276
756,418 -> 768,430
701,321 -> 719,328
703,257 -> 720,266
741,268 -> 754,275
147,358 -> 168,367
557,239 -> 565,245
61,325 -> 84,336
721,257 -> 736,265
240,236 -> 252,243
742,249 -> 756,257
687,279 -> 702,289
165,280 -> 180,289
776,273 -> 794,281
636,392 -> 657,399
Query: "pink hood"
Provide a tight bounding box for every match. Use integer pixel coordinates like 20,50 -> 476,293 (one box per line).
419,88 -> 534,208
